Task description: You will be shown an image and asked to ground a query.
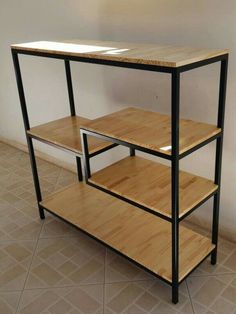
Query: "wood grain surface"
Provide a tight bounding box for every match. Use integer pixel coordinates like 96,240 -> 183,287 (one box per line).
41,182 -> 215,282
82,107 -> 221,155
89,156 -> 217,218
27,116 -> 111,155
11,39 -> 228,68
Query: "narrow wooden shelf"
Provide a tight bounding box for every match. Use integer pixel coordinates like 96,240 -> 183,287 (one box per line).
27,116 -> 111,155
83,107 -> 221,156
41,182 -> 214,283
89,156 -> 217,219
11,39 -> 228,68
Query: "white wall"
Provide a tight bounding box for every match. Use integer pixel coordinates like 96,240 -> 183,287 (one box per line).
0,0 -> 236,240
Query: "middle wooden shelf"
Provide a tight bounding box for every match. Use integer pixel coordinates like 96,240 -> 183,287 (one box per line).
88,156 -> 218,219
27,115 -> 113,155
82,107 -> 221,157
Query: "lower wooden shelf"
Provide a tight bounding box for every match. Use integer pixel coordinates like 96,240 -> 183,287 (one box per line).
89,156 -> 218,219
27,115 -> 111,155
41,182 -> 215,283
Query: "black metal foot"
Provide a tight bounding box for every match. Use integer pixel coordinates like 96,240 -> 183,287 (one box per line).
211,249 -> 217,265
130,148 -> 135,156
172,287 -> 179,304
39,206 -> 45,220
76,157 -> 83,182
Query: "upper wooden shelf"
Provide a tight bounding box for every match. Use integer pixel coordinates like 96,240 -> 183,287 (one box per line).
41,182 -> 214,283
82,107 -> 221,156
11,39 -> 228,68
89,156 -> 217,219
27,116 -> 111,155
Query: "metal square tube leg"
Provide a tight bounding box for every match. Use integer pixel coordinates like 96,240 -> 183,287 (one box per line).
11,50 -> 45,219
211,56 -> 228,265
171,69 -> 180,304
64,59 -> 84,182
129,148 -> 135,156
76,157 -> 83,182
64,60 -> 76,117
81,132 -> 91,180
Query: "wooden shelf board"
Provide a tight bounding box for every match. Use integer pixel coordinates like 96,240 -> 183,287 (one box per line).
40,182 -> 214,283
11,40 -> 228,68
27,116 -> 111,155
89,156 -> 217,219
83,107 -> 221,156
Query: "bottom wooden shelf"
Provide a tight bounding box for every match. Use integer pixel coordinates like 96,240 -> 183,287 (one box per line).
40,182 -> 215,283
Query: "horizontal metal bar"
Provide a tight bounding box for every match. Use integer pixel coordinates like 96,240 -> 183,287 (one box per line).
11,48 -> 173,73
178,54 -> 228,73
89,143 -> 118,158
179,132 -> 222,159
87,181 -> 173,222
28,133 -> 81,156
40,204 -> 173,286
179,189 -> 218,222
81,128 -> 172,160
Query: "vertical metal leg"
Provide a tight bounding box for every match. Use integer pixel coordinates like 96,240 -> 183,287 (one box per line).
27,137 -> 45,219
64,60 -> 76,116
11,50 -> 45,219
76,156 -> 83,182
64,60 -> 84,183
171,69 -> 180,304
80,131 -> 91,181
211,56 -> 228,265
129,148 -> 135,156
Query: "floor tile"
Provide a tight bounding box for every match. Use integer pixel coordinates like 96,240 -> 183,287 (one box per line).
190,238 -> 236,277
105,250 -> 154,283
0,241 -> 36,291
40,213 -> 78,239
187,274 -> 236,314
1,142 -> 236,310
0,291 -> 21,314
0,201 -> 42,242
25,233 -> 105,289
104,280 -> 193,314
18,285 -> 103,314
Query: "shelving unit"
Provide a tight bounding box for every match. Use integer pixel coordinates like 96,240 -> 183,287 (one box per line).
11,39 -> 228,304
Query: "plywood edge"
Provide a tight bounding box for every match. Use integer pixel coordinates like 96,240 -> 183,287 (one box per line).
175,49 -> 229,67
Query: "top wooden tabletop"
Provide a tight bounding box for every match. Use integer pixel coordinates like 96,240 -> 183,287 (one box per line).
11,39 -> 228,68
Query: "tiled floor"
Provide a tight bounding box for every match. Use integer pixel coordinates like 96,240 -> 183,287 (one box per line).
0,142 -> 235,314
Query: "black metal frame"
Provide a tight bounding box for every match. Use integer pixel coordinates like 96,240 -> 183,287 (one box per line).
12,47 -> 228,304
11,49 -> 117,211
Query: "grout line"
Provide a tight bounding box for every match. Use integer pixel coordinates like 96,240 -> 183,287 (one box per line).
39,234 -> 78,240
3,279 -> 160,294
15,221 -> 44,314
0,238 -> 40,244
103,249 -> 107,314
0,289 -> 23,293
190,271 -> 236,278
186,279 -> 196,314
22,282 -> 106,291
